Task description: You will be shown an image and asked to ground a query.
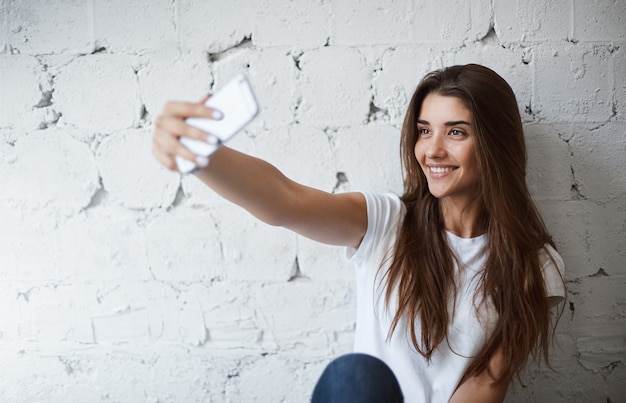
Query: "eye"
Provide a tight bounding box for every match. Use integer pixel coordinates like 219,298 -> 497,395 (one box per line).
450,129 -> 465,137
418,127 -> 431,136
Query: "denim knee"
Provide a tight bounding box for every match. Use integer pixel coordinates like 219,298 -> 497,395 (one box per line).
311,353 -> 403,403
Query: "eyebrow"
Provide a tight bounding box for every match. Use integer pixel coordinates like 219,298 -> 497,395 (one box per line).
417,119 -> 471,126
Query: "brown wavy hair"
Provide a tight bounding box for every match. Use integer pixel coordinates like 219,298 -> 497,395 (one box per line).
385,64 -> 562,385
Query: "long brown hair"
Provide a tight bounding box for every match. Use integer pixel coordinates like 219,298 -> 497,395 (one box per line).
385,64 -> 561,385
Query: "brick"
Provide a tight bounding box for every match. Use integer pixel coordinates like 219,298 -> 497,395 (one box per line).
26,285 -> 94,342
0,129 -> 99,215
412,0 -> 491,44
573,0 -> 626,41
253,126 -> 335,191
534,44 -> 614,123
198,282 -> 260,349
494,0 -> 570,42
0,54 -> 49,129
144,208 -> 224,283
149,351 -> 236,400
295,235 -> 354,282
212,48 -> 298,129
543,199 -> 626,280
253,0 -> 329,47
568,275 -> 626,322
227,356 -> 318,402
333,123 -> 403,193
92,308 -> 151,343
0,283 -> 99,343
535,200 -> 592,280
176,0 -> 253,53
137,50 -> 213,121
96,128 -> 180,209
88,281 -> 177,342
445,43 -> 534,121
569,122 -> 626,200
525,124 -> 573,201
81,351 -> 154,401
0,205 -> 60,282
54,54 -> 142,132
254,282 -> 344,353
331,0 -> 414,45
586,201 -> 626,276
56,208 -> 151,282
571,319 -> 626,371
92,0 -> 176,53
4,0 -> 92,54
371,46 -> 435,124
297,47 -> 371,127
213,209 -> 297,282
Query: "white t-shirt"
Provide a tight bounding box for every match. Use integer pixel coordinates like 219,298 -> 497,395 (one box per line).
347,192 -> 566,402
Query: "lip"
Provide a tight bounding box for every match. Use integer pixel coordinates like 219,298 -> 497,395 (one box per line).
427,165 -> 457,178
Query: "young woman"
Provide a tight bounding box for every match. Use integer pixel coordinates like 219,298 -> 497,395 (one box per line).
152,64 -> 565,402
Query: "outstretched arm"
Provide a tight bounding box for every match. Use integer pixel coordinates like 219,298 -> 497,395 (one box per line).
152,99 -> 367,249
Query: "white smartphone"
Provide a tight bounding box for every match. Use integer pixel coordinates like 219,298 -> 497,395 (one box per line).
176,74 -> 259,173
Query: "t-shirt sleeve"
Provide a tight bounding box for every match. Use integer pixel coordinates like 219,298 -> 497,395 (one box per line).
539,244 -> 567,304
346,192 -> 403,264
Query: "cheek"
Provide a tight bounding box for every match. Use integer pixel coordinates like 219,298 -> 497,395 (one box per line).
413,141 -> 423,162
465,151 -> 480,180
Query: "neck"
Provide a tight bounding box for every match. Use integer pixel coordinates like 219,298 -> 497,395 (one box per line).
439,196 -> 486,238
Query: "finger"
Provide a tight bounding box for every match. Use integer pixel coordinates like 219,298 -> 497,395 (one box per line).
154,114 -> 217,143
152,143 -> 178,171
161,100 -> 223,120
153,127 -> 199,162
153,135 -> 210,171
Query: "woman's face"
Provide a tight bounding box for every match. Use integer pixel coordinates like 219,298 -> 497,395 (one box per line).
414,93 -> 480,205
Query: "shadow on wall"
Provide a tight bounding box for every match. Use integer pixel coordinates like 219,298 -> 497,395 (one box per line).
526,121 -> 626,378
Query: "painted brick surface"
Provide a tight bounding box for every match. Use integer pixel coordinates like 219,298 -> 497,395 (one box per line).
1,0 -> 625,402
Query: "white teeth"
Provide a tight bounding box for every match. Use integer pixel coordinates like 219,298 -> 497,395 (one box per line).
430,166 -> 454,173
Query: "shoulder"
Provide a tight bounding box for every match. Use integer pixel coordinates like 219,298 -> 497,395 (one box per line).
361,192 -> 405,235
348,192 -> 404,262
361,191 -> 404,219
538,243 -> 566,302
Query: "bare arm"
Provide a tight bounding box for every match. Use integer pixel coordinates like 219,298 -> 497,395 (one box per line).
449,347 -> 509,403
152,99 -> 367,249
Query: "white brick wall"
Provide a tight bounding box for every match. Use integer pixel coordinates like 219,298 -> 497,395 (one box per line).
0,0 -> 625,401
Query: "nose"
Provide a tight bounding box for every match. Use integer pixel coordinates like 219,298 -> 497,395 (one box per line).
426,133 -> 446,159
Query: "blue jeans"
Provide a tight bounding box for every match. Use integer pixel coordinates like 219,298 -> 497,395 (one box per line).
311,353 -> 404,402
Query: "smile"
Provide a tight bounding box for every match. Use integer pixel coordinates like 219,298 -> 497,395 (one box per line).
429,166 -> 456,173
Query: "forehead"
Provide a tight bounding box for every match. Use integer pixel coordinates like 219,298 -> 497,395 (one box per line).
418,93 -> 472,121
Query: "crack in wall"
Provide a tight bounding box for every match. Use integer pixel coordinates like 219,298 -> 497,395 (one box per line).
557,131 -> 588,201
291,51 -> 303,71
589,267 -> 610,278
367,99 -> 389,123
332,171 -> 350,194
288,256 -> 306,282
81,175 -> 108,211
207,35 -> 253,63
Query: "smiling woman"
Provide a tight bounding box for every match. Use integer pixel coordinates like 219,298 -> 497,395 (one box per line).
152,64 -> 565,402
414,94 -> 480,235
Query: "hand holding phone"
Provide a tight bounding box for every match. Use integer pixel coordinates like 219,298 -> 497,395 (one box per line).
176,74 -> 259,173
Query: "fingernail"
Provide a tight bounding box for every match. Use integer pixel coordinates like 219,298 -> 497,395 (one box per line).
213,110 -> 223,120
195,156 -> 210,167
206,134 -> 221,145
